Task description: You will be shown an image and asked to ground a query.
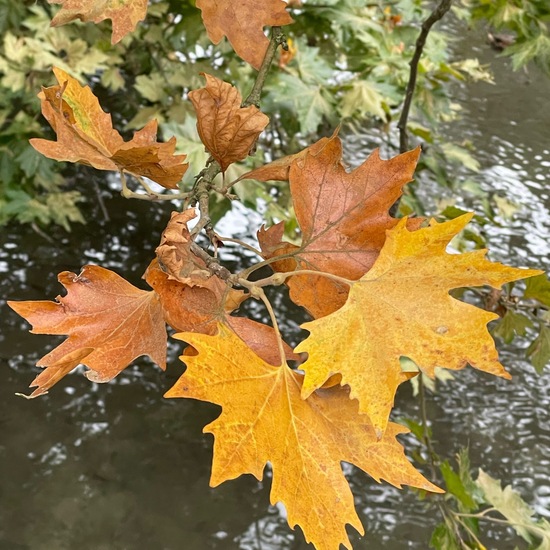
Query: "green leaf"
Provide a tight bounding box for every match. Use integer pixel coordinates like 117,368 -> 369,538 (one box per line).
526,324 -> 550,374
476,469 -> 550,548
134,72 -> 168,103
524,274 -> 550,308
430,522 -> 461,550
493,310 -> 533,344
340,79 -> 387,120
440,461 -> 477,510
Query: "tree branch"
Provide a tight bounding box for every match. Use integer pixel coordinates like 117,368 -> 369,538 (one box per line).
390,0 -> 453,217
397,0 -> 453,154
243,27 -> 287,108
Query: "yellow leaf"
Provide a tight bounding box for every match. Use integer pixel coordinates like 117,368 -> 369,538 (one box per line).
166,324 -> 442,550
296,213 -> 542,436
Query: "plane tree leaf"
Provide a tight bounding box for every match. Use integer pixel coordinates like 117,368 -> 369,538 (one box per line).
476,469 -> 550,549
258,134 -> 422,318
7,265 -> 167,398
155,209 -> 213,285
296,214 -> 542,436
47,0 -> 148,44
237,131 -> 338,184
196,0 -> 293,70
188,73 -> 269,172
166,323 -> 442,550
30,67 -> 188,188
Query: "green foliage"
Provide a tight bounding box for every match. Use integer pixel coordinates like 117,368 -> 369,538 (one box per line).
477,469 -> 550,548
468,0 -> 550,73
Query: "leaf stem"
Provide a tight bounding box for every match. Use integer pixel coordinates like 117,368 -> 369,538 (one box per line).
120,172 -> 193,201
215,235 -> 263,257
257,287 -> 287,367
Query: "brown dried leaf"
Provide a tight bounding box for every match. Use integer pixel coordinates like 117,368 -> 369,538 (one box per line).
196,0 -> 293,69
155,210 -> 212,285
189,73 -> 269,172
238,130 -> 340,184
30,68 -> 187,189
48,0 -> 147,44
7,266 -> 167,397
144,260 -> 298,366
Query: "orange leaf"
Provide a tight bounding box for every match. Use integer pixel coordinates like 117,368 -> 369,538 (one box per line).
7,265 -> 167,398
188,73 -> 269,172
237,129 -> 339,184
48,0 -> 147,44
155,210 -> 213,285
30,67 -> 188,189
196,0 -> 294,70
166,324 -> 442,550
145,260 -> 298,366
259,134 -> 422,318
296,214 -> 543,436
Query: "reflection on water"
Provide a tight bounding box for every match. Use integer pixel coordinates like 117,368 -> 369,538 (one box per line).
1,27 -> 550,550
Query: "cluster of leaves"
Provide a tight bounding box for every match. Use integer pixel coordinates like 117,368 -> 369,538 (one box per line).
7,2 -> 549,548
430,448 -> 550,548
0,0 -> 500,229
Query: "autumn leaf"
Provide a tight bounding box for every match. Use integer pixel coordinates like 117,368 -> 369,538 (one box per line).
7,265 -> 167,398
30,67 -> 188,188
259,134 -> 422,318
237,129 -> 339,184
48,0 -> 147,44
166,324 -> 442,550
197,0 -> 293,70
296,214 -> 542,436
155,209 -> 213,285
188,73 -> 269,172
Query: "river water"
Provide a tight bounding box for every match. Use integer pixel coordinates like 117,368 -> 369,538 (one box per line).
1,25 -> 549,550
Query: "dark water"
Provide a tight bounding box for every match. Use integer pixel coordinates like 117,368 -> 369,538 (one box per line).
2,30 -> 550,550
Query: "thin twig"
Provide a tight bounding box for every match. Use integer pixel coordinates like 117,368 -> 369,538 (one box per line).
390,0 -> 453,217
215,235 -> 263,257
93,178 -> 110,221
120,172 -> 192,201
397,0 -> 453,154
243,27 -> 287,108
418,375 -> 438,480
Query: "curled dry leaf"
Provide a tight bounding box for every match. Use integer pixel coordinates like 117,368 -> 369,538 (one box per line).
189,73 -> 270,172
30,67 -> 188,189
7,265 -> 167,398
156,210 -> 212,285
166,324 -> 442,550
48,0 -> 148,44
258,134 -> 423,319
196,0 -> 293,70
296,214 -> 543,436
